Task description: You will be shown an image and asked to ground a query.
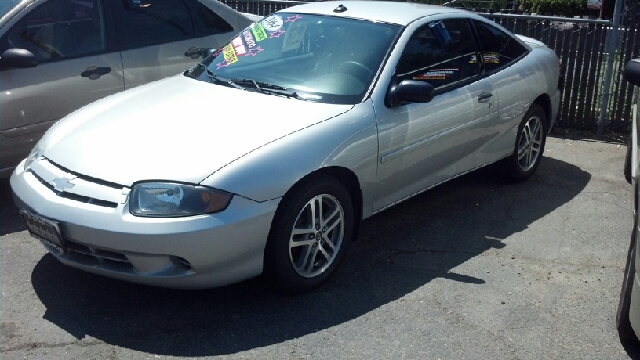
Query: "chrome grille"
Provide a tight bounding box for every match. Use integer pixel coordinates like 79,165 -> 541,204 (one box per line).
28,158 -> 127,208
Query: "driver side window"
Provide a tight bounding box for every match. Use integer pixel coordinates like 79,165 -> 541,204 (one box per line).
0,0 -> 106,62
396,19 -> 480,91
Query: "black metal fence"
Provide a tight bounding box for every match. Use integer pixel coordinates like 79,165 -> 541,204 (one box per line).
221,0 -> 640,131
221,0 -> 304,16
484,3 -> 640,131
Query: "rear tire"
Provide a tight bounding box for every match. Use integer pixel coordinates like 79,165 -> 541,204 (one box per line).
265,176 -> 354,293
502,103 -> 548,182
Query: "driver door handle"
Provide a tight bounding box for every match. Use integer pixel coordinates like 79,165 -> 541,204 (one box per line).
81,66 -> 111,79
478,91 -> 493,103
185,46 -> 204,59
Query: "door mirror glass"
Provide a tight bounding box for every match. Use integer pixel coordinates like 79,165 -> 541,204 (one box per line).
0,49 -> 38,70
386,80 -> 434,107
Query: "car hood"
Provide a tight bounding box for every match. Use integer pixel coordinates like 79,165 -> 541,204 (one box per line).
42,75 -> 352,186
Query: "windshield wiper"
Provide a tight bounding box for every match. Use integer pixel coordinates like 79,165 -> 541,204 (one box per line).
186,63 -> 244,90
229,78 -> 305,99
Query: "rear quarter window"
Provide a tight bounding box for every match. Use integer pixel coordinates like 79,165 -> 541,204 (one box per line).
472,20 -> 528,73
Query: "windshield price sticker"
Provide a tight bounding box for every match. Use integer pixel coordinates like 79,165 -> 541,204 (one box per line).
262,15 -> 283,32
223,44 -> 238,64
243,30 -> 257,48
252,23 -> 268,42
231,37 -> 247,56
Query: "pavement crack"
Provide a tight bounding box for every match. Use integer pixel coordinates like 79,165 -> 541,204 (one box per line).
2,339 -> 105,353
377,244 -> 483,260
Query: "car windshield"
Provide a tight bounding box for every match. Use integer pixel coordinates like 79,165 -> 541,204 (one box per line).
189,13 -> 401,104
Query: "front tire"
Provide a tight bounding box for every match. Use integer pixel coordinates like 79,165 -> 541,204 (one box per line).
503,103 -> 548,182
265,176 -> 354,293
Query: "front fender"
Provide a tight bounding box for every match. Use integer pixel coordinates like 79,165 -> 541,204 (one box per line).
200,99 -> 379,205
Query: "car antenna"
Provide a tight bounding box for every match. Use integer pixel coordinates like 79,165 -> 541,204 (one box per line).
333,4 -> 347,13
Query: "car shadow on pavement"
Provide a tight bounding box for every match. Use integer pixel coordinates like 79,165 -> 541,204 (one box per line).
0,179 -> 26,236
28,157 -> 591,356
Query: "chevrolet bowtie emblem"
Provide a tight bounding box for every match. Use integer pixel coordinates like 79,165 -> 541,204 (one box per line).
52,177 -> 75,192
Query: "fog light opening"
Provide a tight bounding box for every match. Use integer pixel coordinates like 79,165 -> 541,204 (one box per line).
172,256 -> 192,271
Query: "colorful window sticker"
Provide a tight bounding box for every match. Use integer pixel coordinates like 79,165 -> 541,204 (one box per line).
262,15 -> 283,32
269,29 -> 285,38
211,48 -> 223,58
242,29 -> 257,48
223,44 -> 238,64
413,69 -> 458,80
284,14 -> 302,23
231,37 -> 247,56
216,59 -> 229,69
251,23 -> 268,42
469,53 -> 500,64
244,46 -> 264,57
482,53 -> 500,64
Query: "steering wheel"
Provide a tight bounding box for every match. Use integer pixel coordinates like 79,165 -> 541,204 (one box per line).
336,61 -> 372,83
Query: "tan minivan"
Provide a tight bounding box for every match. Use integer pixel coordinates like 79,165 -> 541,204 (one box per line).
0,0 -> 259,177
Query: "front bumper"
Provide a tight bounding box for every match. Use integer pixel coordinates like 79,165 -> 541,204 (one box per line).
10,158 -> 280,289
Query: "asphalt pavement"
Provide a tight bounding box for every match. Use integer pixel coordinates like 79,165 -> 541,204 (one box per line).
1,131 -> 638,359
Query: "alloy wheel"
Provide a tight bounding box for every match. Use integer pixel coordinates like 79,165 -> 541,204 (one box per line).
517,116 -> 543,172
288,194 -> 345,278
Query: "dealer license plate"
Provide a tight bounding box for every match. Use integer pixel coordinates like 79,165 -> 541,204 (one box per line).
20,210 -> 65,252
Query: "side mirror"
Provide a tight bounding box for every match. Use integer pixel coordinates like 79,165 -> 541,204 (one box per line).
386,80 -> 435,107
203,48 -> 217,58
0,49 -> 38,70
625,58 -> 640,87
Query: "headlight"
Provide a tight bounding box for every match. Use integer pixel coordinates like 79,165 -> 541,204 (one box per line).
24,139 -> 45,171
129,182 -> 233,217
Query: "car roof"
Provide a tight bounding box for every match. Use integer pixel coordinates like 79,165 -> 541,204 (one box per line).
0,0 -> 35,28
282,1 -> 473,26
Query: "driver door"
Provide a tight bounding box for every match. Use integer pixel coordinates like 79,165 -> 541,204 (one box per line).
374,18 -> 498,211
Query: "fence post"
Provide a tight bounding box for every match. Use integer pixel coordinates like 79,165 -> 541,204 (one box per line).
597,0 -> 624,134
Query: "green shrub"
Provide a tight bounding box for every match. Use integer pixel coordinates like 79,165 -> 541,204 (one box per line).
518,0 -> 588,16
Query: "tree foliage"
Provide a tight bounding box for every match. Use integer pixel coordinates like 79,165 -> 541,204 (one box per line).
518,0 -> 588,16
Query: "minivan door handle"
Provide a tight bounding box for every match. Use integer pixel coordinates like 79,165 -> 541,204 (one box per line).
81,66 -> 111,79
478,92 -> 493,103
185,46 -> 204,59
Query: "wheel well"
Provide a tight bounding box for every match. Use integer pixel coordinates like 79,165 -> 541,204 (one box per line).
533,94 -> 552,130
283,167 -> 363,242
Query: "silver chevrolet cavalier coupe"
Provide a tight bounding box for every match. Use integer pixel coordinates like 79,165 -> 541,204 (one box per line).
11,2 -> 561,293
